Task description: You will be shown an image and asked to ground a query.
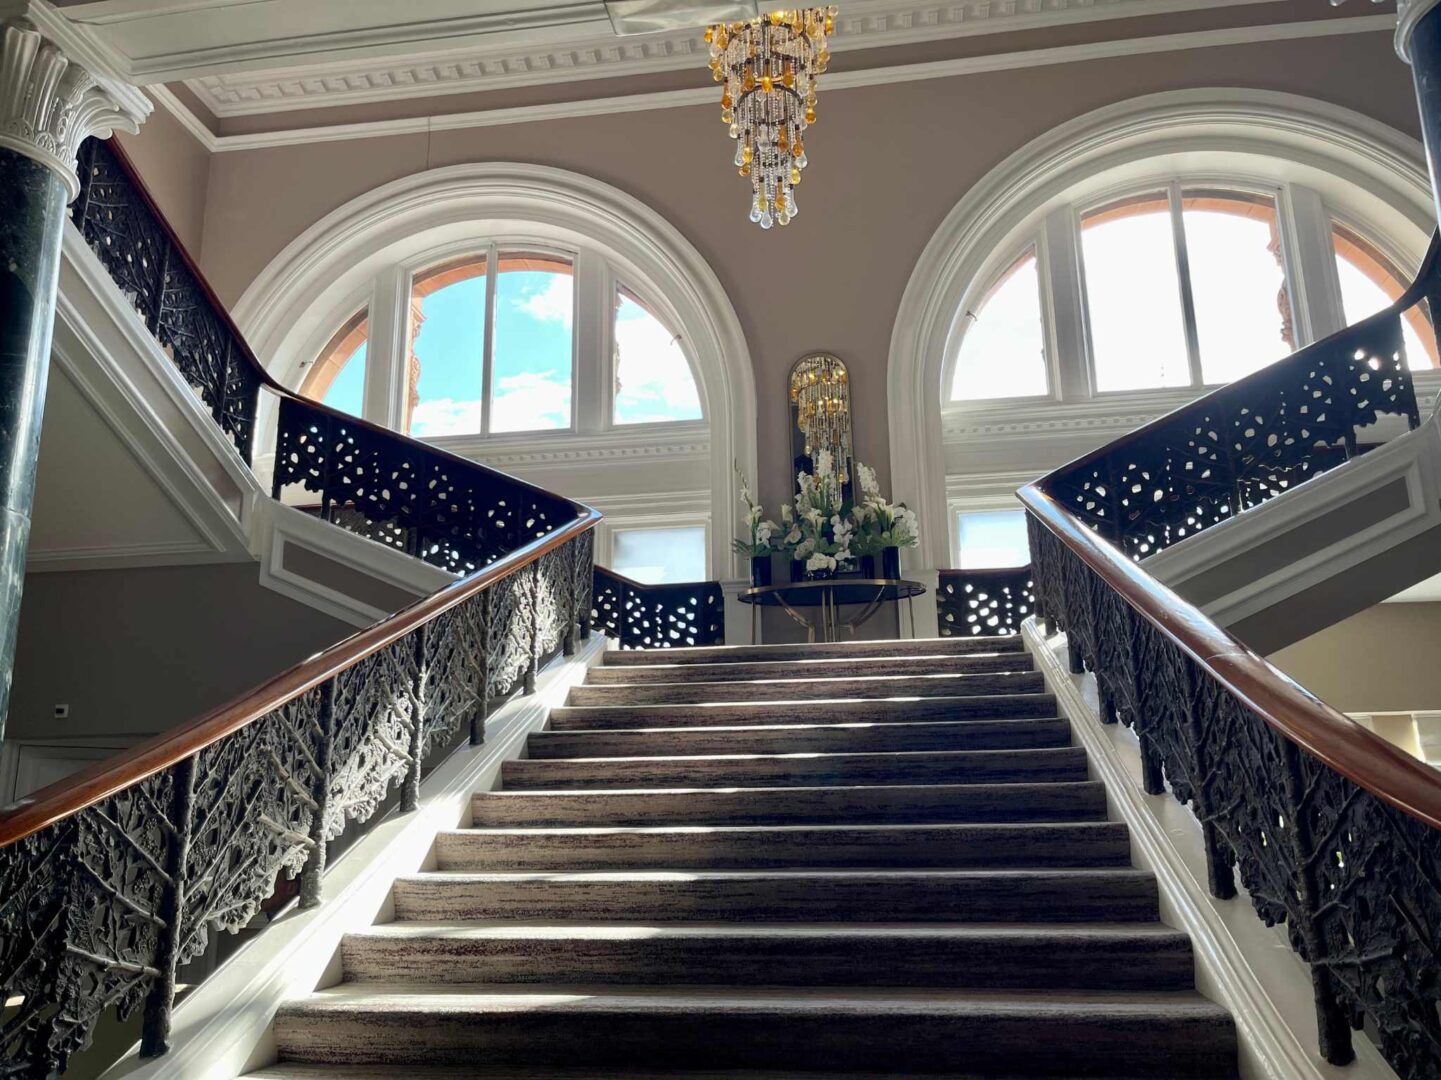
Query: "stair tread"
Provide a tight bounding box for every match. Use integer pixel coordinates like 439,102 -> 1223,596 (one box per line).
283,982 -> 1228,1014
548,695 -> 1059,729
445,821 -> 1123,836
478,780 -> 1098,797
511,747 -> 1081,766
599,637 -> 1024,666
400,868 -> 1154,882
535,718 -> 1066,735
349,920 -> 1186,939
587,672 -> 1036,690
253,1067 -> 1150,1080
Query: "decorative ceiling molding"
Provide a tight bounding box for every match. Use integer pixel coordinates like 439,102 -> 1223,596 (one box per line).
134,0 -> 1291,117
151,14 -> 1397,154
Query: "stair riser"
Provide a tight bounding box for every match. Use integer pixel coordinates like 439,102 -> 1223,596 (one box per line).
585,654 -> 1033,684
501,749 -> 1091,791
275,1004 -> 1234,1076
600,637 -> 1025,666
391,874 -> 1159,923
341,932 -> 1196,991
434,823 -> 1134,871
471,782 -> 1109,827
548,695 -> 1059,731
526,719 -> 1073,758
568,672 -> 1046,706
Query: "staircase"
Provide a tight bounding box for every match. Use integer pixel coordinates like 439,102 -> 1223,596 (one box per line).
253,635 -> 1237,1079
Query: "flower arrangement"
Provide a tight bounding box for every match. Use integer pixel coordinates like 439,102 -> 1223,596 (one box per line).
734,455 -> 918,578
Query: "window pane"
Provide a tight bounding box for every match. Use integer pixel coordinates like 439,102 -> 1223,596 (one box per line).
492,253 -> 574,433
614,288 -> 704,424
409,257 -> 487,437
1333,223 -> 1437,369
302,310 -> 368,419
612,527 -> 707,584
956,510 -> 1029,569
951,250 -> 1047,401
1081,193 -> 1191,392
1183,191 -> 1292,384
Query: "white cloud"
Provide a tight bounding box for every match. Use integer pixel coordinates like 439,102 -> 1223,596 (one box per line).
410,397 -> 482,437
514,274 -> 574,328
614,308 -> 703,424
491,371 -> 572,432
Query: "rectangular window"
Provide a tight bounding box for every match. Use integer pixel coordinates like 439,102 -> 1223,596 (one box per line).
955,509 -> 1029,569
492,252 -> 574,433
612,526 -> 707,584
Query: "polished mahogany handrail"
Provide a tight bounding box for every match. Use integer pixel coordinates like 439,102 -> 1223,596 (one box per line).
0,507 -> 601,848
1021,481 -> 1441,830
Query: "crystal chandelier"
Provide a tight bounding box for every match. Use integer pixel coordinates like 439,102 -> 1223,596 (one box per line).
790,354 -> 852,480
706,7 -> 835,229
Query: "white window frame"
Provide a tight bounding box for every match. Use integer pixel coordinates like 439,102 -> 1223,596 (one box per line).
941,172 -> 1436,409
307,236 -> 707,447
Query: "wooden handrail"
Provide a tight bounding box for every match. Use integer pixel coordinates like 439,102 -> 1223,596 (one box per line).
1021,481 -> 1441,830
0,507 -> 600,847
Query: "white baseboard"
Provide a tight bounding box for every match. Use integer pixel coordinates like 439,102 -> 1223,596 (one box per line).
1022,617 -> 1397,1080
101,634 -> 607,1080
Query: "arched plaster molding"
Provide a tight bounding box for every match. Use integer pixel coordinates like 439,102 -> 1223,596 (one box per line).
231,162 -> 758,583
887,88 -> 1432,573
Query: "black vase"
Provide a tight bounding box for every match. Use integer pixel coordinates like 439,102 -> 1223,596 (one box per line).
750,555 -> 773,588
859,554 -> 878,578
881,546 -> 902,579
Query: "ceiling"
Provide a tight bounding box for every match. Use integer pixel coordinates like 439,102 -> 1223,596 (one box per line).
33,0 -> 1298,118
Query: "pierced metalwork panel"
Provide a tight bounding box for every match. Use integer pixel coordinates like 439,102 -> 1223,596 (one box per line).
1044,310 -> 1422,561
1028,509 -> 1441,1079
72,139 -> 258,461
937,568 -> 1033,638
592,568 -> 725,649
273,399 -> 574,576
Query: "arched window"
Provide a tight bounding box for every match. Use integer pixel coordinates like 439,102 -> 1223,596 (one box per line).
300,309 -> 368,417
944,181 -> 1433,404
614,286 -> 704,424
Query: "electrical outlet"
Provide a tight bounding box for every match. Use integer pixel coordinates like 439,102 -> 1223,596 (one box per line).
54,704 -> 69,719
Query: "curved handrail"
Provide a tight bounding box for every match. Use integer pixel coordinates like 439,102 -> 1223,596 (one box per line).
1022,482 -> 1441,829
0,507 -> 600,848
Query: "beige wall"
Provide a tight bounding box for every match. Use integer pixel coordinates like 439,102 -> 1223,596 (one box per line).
1268,602 -> 1441,714
115,100 -> 211,259
9,564 -> 351,741
182,25 -> 1420,513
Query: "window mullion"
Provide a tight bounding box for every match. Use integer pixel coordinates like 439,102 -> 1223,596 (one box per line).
480,242 -> 498,435
574,249 -> 608,434
1169,182 -> 1205,387
1281,182 -> 1347,344
364,265 -> 408,430
1041,206 -> 1091,399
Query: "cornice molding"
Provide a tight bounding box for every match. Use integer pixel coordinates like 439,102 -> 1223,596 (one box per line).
0,18 -> 147,197
158,0 -> 1284,118
151,15 -> 1395,154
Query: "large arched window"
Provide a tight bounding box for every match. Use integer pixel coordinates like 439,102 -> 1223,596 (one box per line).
947,180 -> 1433,405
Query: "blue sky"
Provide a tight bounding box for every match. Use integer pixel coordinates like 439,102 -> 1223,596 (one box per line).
323,268 -> 702,432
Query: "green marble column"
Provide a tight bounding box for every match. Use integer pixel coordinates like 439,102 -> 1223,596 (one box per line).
0,147 -> 68,733
0,17 -> 144,738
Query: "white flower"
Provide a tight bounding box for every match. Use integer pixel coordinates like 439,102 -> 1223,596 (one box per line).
780,504 -> 793,524
805,552 -> 837,572
855,461 -> 881,501
756,521 -> 775,546
814,448 -> 835,479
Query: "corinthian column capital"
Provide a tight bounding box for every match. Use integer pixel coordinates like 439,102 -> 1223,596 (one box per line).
0,18 -> 147,199
1396,0 -> 1441,59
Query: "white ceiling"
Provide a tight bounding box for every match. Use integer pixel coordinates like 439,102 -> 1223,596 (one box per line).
34,0 -> 1290,117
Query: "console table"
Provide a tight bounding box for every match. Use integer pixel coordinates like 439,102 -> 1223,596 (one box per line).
738,578 -> 926,643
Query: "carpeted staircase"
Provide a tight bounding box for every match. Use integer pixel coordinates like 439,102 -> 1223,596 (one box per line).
252,636 -> 1239,1078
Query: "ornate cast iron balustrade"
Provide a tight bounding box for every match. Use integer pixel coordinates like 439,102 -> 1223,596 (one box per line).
0,519 -> 595,1078
1045,239 -> 1440,560
1022,238 -> 1441,1080
0,136 -> 606,1077
593,566 -> 726,649
937,567 -> 1033,638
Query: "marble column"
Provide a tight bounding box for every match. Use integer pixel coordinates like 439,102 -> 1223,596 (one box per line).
1403,1 -> 1441,227
0,18 -> 144,736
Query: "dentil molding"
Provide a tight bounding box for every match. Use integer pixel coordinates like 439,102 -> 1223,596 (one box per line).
0,17 -> 146,197
169,0 -> 1281,117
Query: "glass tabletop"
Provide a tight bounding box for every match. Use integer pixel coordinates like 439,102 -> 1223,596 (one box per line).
738,578 -> 927,607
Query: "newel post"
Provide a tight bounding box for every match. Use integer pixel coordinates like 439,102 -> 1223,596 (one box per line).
1399,1 -> 1441,227
0,17 -> 148,736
